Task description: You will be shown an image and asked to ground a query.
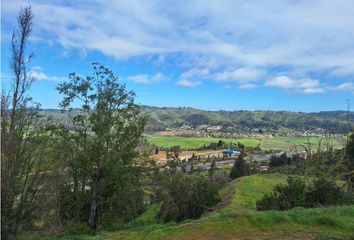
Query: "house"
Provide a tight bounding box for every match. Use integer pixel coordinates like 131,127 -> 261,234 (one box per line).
258,165 -> 269,172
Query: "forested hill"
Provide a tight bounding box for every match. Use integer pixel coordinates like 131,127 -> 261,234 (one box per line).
40,107 -> 354,134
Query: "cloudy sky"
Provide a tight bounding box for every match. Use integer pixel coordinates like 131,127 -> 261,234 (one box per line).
2,0 -> 354,111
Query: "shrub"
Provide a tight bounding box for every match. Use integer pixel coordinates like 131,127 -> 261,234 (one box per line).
257,175 -> 354,211
256,177 -> 306,211
159,174 -> 220,222
306,179 -> 349,207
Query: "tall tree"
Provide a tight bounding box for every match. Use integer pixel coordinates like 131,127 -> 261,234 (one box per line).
57,63 -> 146,229
1,6 -> 48,238
230,152 -> 248,179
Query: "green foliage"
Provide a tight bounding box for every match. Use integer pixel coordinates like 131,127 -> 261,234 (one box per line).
256,177 -> 306,211
19,175 -> 354,239
345,131 -> 354,192
256,176 -> 353,211
159,174 -> 220,222
55,63 -> 146,229
1,6 -> 51,238
42,107 -> 354,134
306,179 -> 351,207
230,152 -> 248,179
142,107 -> 354,134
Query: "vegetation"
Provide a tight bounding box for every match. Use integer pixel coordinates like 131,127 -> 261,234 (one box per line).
54,63 -> 146,229
148,136 -> 260,150
159,174 -> 220,222
345,132 -> 354,192
25,174 -> 354,239
256,177 -> 352,211
257,133 -> 354,211
269,153 -> 303,168
1,7 -> 49,238
3,5 -> 354,240
229,152 -> 248,179
148,135 -> 343,151
143,107 -> 354,134
42,107 -> 353,134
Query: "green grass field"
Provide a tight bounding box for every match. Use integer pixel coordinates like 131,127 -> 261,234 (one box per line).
147,135 -> 344,151
260,136 -> 344,151
147,136 -> 261,149
36,174 -> 354,240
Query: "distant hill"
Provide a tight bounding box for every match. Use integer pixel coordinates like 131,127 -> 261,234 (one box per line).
39,106 -> 354,134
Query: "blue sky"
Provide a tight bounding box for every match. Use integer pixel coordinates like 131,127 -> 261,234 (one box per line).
1,0 -> 354,112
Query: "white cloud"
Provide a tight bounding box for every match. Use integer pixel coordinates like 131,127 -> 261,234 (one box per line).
299,88 -> 325,94
332,82 -> 354,91
3,0 -> 354,96
3,0 -> 354,77
127,72 -> 168,84
180,68 -> 209,80
265,76 -> 319,89
238,83 -> 258,90
264,75 -> 324,94
176,68 -> 209,87
30,66 -> 66,82
214,68 -> 262,82
176,79 -> 202,88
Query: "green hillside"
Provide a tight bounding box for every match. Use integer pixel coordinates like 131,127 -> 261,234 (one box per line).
144,106 -> 354,133
41,107 -> 354,134
38,174 -> 354,240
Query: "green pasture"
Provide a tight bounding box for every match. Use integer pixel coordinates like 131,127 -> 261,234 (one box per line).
147,136 -> 260,149
260,136 -> 344,151
147,135 -> 344,151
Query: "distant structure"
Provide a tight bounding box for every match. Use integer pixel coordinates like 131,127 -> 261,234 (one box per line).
258,165 -> 269,172
222,149 -> 241,157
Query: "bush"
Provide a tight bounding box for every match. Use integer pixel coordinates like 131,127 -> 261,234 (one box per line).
159,174 -> 220,222
256,176 -> 354,211
306,179 -> 349,207
256,177 -> 306,211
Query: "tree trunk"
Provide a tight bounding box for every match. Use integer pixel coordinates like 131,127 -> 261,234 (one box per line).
88,170 -> 99,229
348,175 -> 353,193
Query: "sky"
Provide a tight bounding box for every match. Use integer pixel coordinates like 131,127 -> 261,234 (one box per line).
1,0 -> 354,112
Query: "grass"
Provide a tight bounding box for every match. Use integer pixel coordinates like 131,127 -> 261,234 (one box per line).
37,174 -> 354,240
148,135 -> 344,151
259,136 -> 344,151
147,136 -> 260,149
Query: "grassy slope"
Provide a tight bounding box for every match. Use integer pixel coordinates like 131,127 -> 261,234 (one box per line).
148,136 -> 344,151
41,174 -> 353,240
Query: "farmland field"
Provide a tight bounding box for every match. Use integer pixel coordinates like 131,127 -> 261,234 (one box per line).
147,135 -> 344,151
147,136 -> 260,149
260,136 -> 344,151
